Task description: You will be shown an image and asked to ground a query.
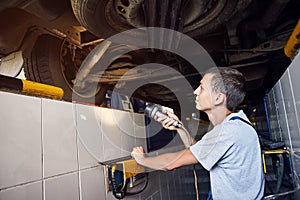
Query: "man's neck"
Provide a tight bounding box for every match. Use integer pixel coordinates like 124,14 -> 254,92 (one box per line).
206,107 -> 232,126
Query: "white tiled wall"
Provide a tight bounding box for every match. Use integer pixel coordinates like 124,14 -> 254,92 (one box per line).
0,92 -> 42,189
273,81 -> 290,144
266,89 -> 282,141
0,181 -> 42,200
0,91 -> 139,199
79,166 -> 106,200
42,99 -> 78,178
75,104 -> 104,169
44,172 -> 79,200
0,91 -> 202,200
266,53 -> 300,191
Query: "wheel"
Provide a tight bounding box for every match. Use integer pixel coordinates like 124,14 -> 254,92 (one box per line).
23,34 -> 107,104
70,0 -> 243,38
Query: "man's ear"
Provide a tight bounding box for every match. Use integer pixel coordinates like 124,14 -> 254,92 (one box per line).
214,93 -> 225,105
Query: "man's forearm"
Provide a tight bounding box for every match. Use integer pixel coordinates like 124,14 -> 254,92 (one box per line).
177,127 -> 196,147
136,152 -> 179,171
136,149 -> 197,171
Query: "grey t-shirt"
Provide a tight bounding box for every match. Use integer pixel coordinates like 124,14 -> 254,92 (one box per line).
190,110 -> 265,199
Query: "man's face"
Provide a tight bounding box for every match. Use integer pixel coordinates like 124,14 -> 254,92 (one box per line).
193,73 -> 216,111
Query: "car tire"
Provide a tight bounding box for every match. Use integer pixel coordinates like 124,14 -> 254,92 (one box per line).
23,34 -> 107,104
71,0 -> 243,38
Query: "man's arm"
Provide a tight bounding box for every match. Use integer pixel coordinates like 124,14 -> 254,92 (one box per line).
156,111 -> 196,147
177,127 -> 196,147
131,146 -> 198,170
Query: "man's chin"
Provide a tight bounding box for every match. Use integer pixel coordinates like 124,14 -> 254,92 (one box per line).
197,105 -> 210,113
196,105 -> 202,111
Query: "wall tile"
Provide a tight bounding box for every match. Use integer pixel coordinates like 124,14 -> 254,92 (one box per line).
285,53 -> 300,176
280,70 -> 300,148
167,170 -> 178,200
44,172 -> 79,200
75,104 -> 104,169
0,92 -> 42,188
80,166 -> 106,200
133,114 -> 147,149
42,99 -> 78,177
75,105 -> 147,163
140,171 -> 161,200
151,191 -> 160,200
158,172 -> 170,200
289,54 -> 300,98
99,108 -> 129,161
0,181 -> 42,200
273,82 -> 289,143
267,89 -> 281,139
266,53 -> 300,179
288,54 -> 300,142
121,129 -> 137,157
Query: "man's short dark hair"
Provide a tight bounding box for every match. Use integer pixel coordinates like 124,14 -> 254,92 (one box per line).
205,67 -> 246,112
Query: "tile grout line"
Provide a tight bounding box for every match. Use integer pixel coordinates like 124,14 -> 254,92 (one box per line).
279,81 -> 294,151
41,99 -> 45,200
287,69 -> 300,141
0,165 -> 100,192
74,104 -> 83,200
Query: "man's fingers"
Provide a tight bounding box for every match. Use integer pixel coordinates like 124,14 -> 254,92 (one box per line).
164,117 -> 173,124
152,112 -> 179,130
132,146 -> 144,154
166,111 -> 179,121
136,146 -> 144,152
165,119 -> 175,127
155,116 -> 167,122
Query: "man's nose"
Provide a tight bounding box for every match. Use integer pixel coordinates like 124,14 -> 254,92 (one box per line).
194,87 -> 199,95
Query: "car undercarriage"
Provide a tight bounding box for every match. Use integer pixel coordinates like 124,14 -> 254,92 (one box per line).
0,0 -> 299,114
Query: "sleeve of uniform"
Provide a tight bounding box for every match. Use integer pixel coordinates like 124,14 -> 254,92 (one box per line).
189,123 -> 235,171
